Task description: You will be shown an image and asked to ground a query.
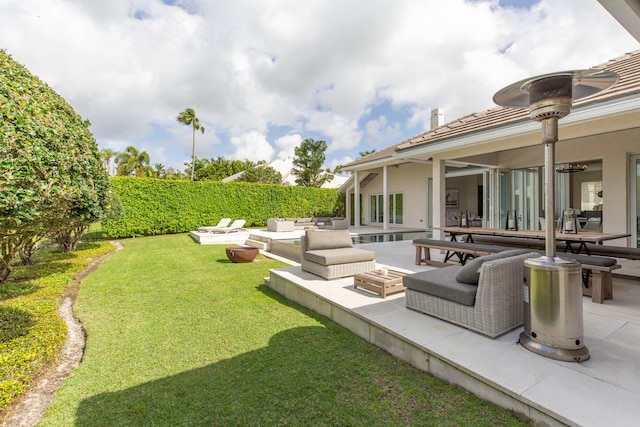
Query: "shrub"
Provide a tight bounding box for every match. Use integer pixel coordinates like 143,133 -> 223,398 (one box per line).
0,50 -> 111,282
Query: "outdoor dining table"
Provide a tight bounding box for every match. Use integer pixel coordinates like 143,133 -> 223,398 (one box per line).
436,227 -> 631,255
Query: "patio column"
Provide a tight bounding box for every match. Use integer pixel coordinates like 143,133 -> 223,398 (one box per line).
345,186 -> 351,228
383,164 -> 389,231
433,159 -> 446,241
354,170 -> 360,228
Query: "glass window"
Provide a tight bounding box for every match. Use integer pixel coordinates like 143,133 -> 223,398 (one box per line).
371,193 -> 403,224
581,181 -> 603,211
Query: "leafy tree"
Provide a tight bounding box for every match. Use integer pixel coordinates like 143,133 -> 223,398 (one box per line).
153,163 -> 166,179
165,167 -> 185,180
237,165 -> 283,184
115,146 -> 151,177
0,50 -> 111,281
186,156 -> 255,181
176,107 -> 205,181
292,138 -> 334,187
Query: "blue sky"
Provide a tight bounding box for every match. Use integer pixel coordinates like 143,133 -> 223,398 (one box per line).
1,0 -> 637,173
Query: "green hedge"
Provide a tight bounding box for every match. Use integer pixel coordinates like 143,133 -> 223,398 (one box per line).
102,178 -> 345,238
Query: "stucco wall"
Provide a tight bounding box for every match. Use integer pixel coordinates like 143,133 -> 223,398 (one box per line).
358,162 -> 431,228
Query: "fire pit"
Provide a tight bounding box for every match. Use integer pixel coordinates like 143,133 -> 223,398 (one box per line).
225,246 -> 259,263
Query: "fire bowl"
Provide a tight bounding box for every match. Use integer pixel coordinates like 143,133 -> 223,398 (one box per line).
225,246 -> 259,263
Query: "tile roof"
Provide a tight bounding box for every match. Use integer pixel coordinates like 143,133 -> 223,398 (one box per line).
345,49 -> 640,168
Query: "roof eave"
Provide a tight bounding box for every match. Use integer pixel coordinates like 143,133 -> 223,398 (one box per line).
394,93 -> 640,160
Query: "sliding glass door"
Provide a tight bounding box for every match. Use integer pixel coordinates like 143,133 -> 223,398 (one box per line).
512,168 -> 540,230
631,155 -> 640,248
370,193 -> 403,225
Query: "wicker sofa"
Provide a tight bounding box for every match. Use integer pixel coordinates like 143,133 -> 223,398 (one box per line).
301,229 -> 376,280
403,250 -> 537,338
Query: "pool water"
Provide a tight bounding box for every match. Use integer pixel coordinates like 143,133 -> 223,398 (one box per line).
352,231 -> 431,244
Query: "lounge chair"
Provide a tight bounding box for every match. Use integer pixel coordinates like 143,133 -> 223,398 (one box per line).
197,218 -> 231,232
210,219 -> 247,234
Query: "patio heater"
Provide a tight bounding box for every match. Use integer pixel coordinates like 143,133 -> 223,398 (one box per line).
493,69 -> 617,362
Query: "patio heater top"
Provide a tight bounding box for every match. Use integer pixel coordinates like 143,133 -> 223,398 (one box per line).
493,69 -> 618,119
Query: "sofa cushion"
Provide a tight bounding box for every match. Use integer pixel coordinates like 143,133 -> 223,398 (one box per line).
305,229 -> 353,250
455,249 -> 530,285
304,248 -> 375,265
403,266 -> 477,306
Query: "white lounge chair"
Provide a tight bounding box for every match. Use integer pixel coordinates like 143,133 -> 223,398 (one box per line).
197,218 -> 231,232
210,219 -> 247,234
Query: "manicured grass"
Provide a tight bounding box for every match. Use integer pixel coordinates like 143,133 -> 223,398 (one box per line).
38,234 -> 527,426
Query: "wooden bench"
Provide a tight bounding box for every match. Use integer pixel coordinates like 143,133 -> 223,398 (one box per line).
413,239 -> 620,303
581,243 -> 640,260
559,252 -> 621,304
413,239 -> 512,267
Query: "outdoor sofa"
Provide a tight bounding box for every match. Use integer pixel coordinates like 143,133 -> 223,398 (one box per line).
300,229 -> 376,280
267,218 -> 295,232
268,217 -> 349,231
403,249 -> 538,338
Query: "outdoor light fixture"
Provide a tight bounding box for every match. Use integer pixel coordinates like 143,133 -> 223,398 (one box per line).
493,69 -> 618,362
555,163 -> 588,173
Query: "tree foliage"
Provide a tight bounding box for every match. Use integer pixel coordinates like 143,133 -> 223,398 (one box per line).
0,50 -> 111,282
237,164 -> 283,184
186,156 -> 255,181
115,145 -> 151,177
292,138 -> 334,187
359,149 -> 376,157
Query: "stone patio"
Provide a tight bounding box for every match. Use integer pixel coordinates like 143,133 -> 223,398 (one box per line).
263,235 -> 640,427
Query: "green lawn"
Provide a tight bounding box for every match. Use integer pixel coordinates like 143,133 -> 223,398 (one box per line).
38,234 -> 527,426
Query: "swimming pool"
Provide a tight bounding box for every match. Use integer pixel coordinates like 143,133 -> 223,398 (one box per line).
352,231 -> 431,244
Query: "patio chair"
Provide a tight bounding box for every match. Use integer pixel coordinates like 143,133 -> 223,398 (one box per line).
210,219 -> 247,234
197,218 -> 231,232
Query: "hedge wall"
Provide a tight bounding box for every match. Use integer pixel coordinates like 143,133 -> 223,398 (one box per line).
101,177 -> 345,238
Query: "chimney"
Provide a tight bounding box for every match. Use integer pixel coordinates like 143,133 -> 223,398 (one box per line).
430,108 -> 444,129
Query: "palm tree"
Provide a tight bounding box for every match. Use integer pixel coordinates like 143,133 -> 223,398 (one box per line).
153,163 -> 165,179
176,108 -> 205,181
115,146 -> 151,178
100,148 -> 116,176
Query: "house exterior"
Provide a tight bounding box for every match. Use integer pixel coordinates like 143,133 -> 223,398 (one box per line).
340,50 -> 640,248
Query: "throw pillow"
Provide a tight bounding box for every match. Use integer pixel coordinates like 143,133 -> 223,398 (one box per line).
455,249 -> 529,285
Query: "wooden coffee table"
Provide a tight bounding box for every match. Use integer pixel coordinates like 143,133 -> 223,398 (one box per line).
354,269 -> 406,298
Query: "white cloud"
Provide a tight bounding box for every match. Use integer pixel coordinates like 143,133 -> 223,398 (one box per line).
274,134 -> 303,161
229,130 -> 274,162
365,116 -> 403,146
0,0 -> 637,171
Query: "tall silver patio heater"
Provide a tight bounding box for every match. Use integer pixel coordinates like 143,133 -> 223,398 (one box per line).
493,69 -> 617,362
